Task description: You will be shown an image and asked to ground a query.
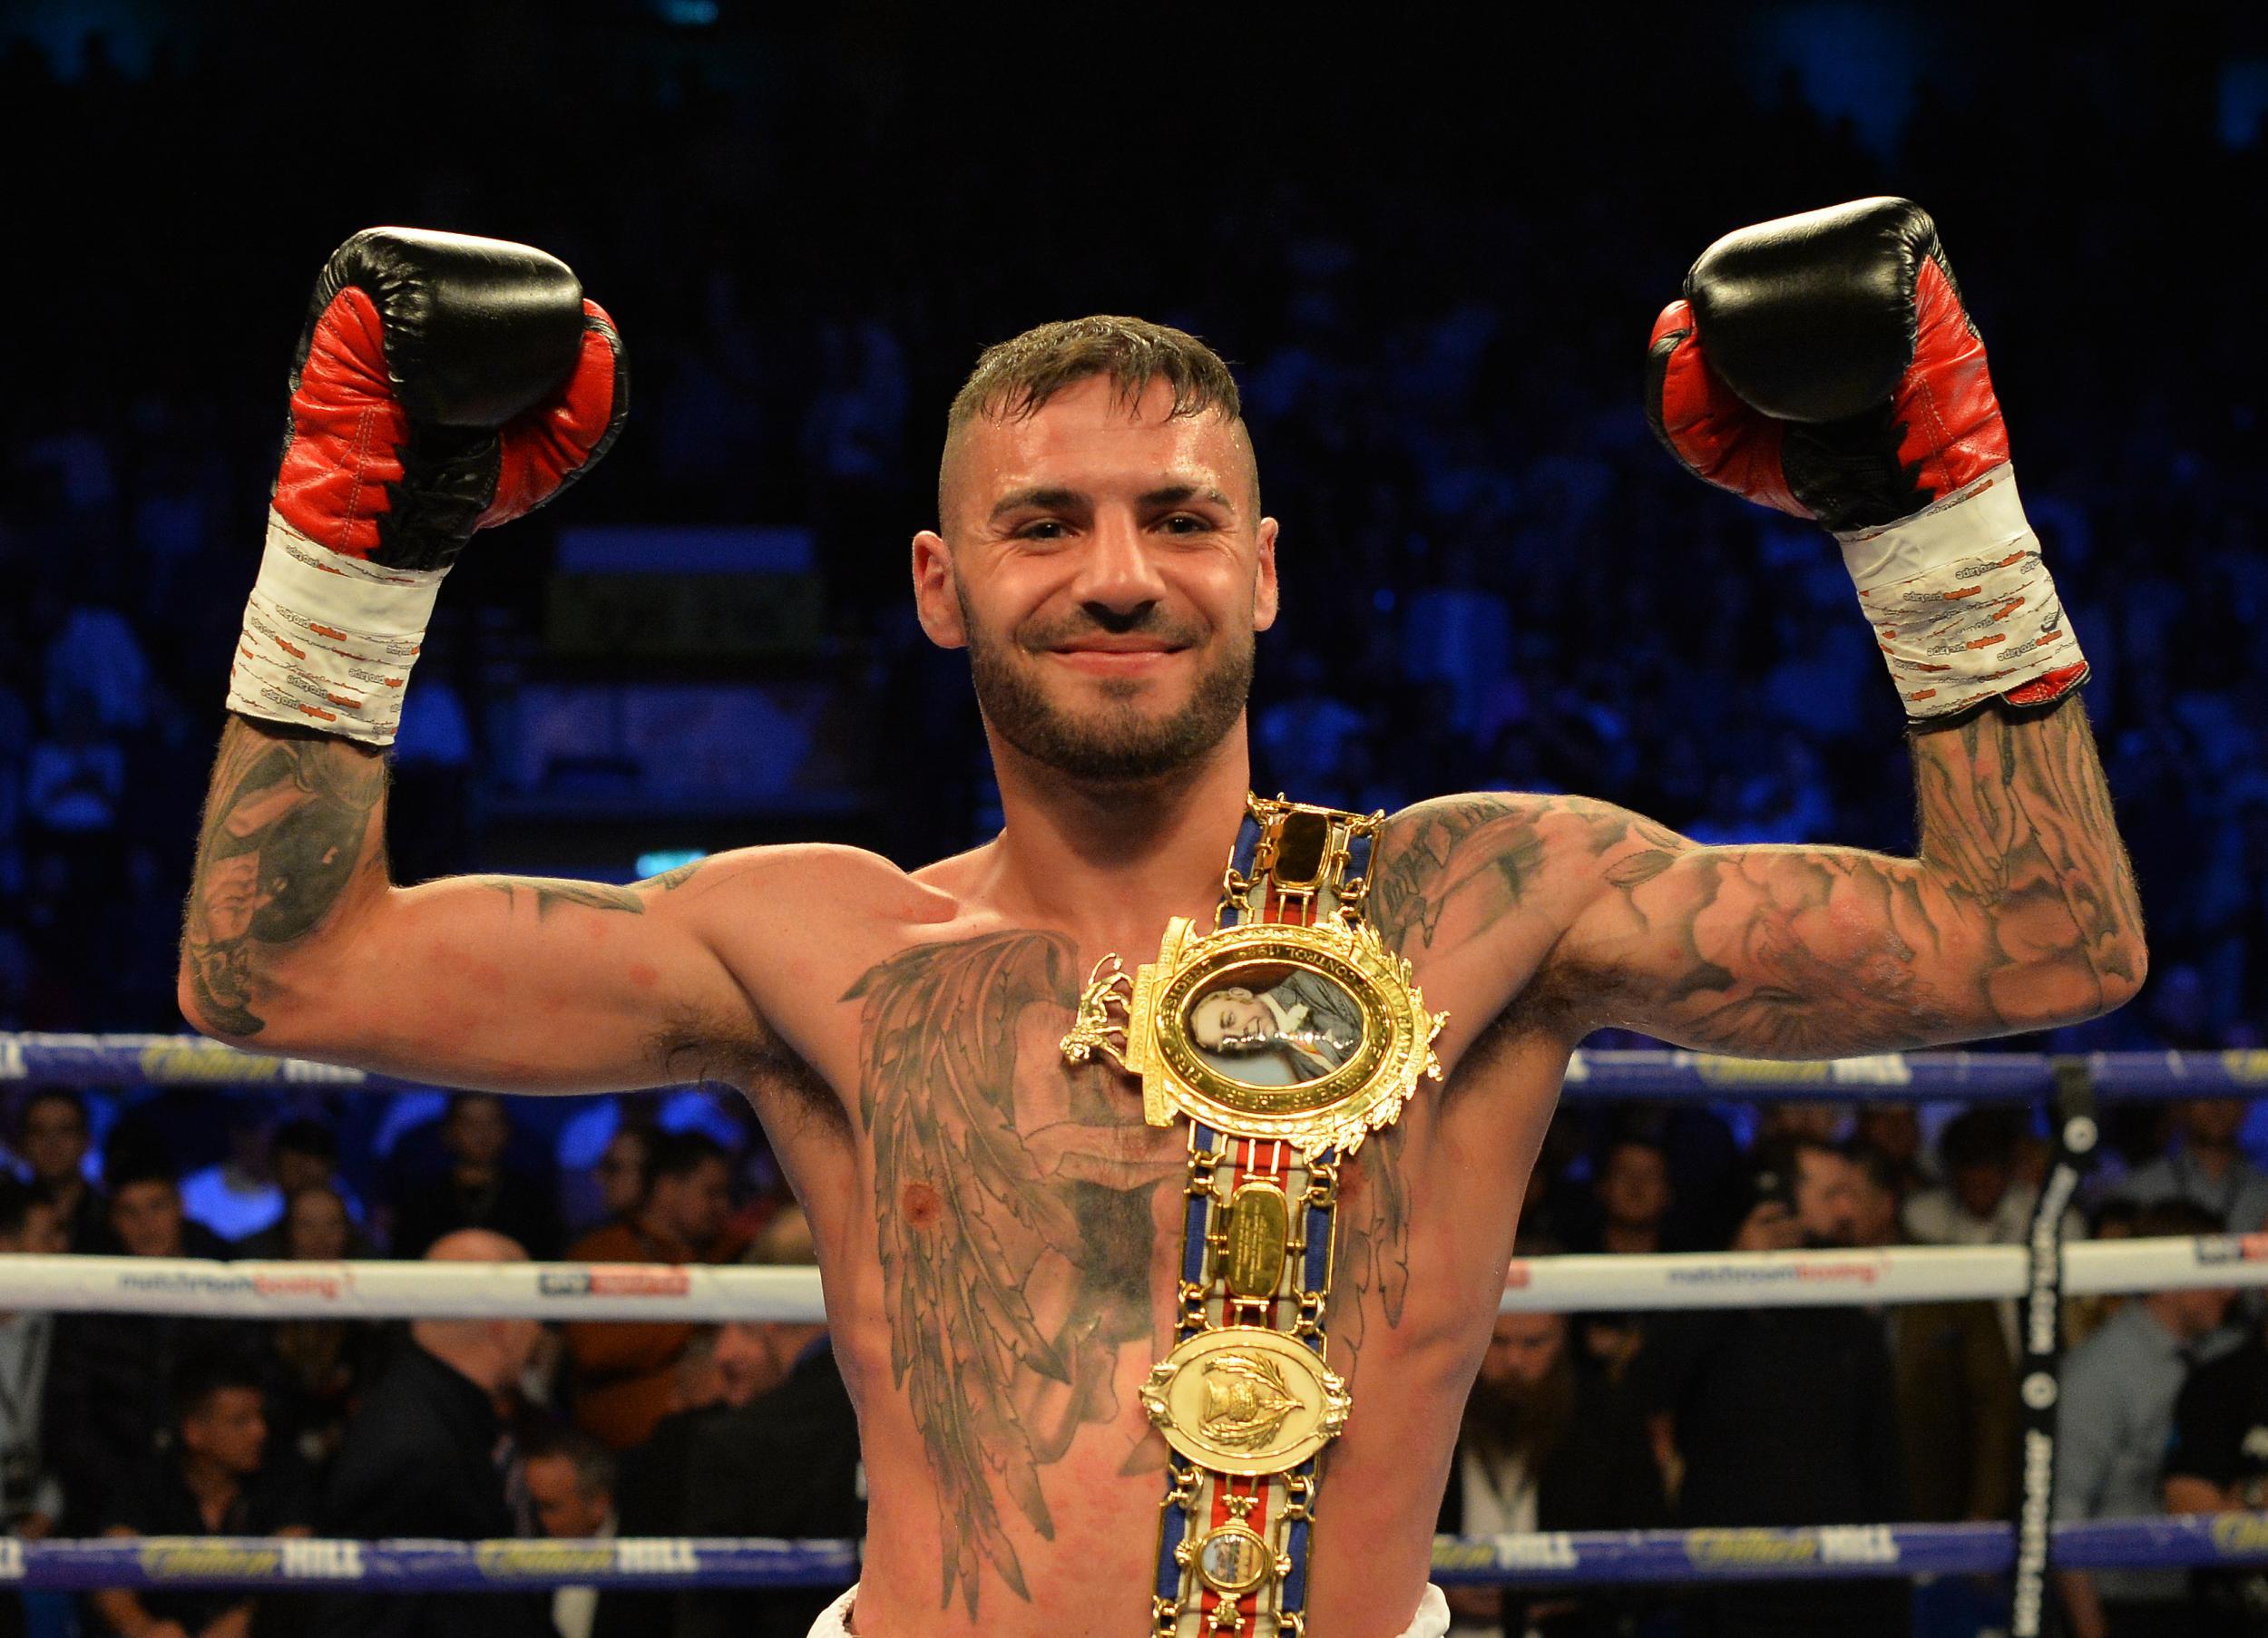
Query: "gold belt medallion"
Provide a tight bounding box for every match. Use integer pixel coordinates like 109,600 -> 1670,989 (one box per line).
1061,796 -> 1445,1637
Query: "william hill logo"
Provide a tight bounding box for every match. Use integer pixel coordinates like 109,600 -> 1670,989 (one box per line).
142,1542 -> 281,1579
2212,1515 -> 2268,1557
476,1542 -> 613,1578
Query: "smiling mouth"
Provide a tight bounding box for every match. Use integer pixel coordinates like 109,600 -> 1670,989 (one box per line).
1046,646 -> 1187,673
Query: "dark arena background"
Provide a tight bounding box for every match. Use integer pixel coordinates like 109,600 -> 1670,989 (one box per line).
2,5 -> 2266,1638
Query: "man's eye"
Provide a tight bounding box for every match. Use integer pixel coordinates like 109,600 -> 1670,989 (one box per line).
1020,520 -> 1069,541
1161,514 -> 1211,534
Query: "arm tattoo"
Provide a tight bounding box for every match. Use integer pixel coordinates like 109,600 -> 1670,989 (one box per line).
1912,696 -> 2145,989
845,932 -> 1168,1618
466,859 -> 702,918
1366,697 -> 2145,1058
181,717 -> 387,1037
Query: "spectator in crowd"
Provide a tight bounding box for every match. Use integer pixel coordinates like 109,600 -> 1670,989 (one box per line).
1573,1136 -> 1676,1256
2164,1265 -> 2268,1638
676,1205 -> 857,1638
1853,1104 -> 1931,1197
90,1353 -> 316,1638
1902,1110 -> 2037,1246
308,1228 -> 551,1638
387,1093 -> 561,1261
591,1123 -> 654,1233
1904,1110 -> 2083,1359
1850,1149 -> 2019,1525
2059,1200 -> 2238,1638
43,1151 -> 246,1532
565,1130 -> 744,1449
15,1088 -> 105,1252
261,1185 -> 381,1469
520,1426 -> 617,1638
0,1178 -> 65,1546
1435,1266 -> 1666,1638
2068,1199 -> 2146,1350
1637,1139 -> 1908,1638
228,1118 -> 360,1257
2113,1099 -> 2268,1233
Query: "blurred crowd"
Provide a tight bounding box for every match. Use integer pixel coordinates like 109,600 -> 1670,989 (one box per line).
3,8 -> 2267,1638
0,1084 -> 856,1638
2,12 -> 2264,1047
11,1081 -> 2268,1636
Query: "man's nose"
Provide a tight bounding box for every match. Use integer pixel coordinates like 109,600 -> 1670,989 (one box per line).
1069,512 -> 1168,623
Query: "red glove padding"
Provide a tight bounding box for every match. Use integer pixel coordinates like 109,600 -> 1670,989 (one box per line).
271,228 -> 628,573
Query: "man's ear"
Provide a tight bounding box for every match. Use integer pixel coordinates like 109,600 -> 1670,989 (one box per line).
911,530 -> 967,649
1253,516 -> 1280,632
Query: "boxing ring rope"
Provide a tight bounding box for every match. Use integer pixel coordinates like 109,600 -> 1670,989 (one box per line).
6,1039 -> 2268,1620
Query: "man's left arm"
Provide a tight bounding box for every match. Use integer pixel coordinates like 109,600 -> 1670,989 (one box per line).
1553,694 -> 2142,1054
1387,199 -> 2151,1057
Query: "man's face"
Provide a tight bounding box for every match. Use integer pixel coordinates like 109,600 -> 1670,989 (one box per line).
1476,1311 -> 1566,1392
654,1158 -> 732,1250
1598,1145 -> 1670,1228
0,1203 -> 64,1258
446,1097 -> 510,1167
915,376 -> 1278,784
182,1387 -> 267,1477
286,1190 -> 351,1261
598,1131 -> 649,1218
1793,1149 -> 1862,1248
523,1454 -> 611,1538
1950,1159 -> 2009,1222
20,1097 -> 88,1186
711,1320 -> 787,1409
1189,988 -> 1271,1052
112,1180 -> 183,1258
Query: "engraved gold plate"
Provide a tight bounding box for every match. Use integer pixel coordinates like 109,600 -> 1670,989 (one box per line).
1220,1182 -> 1290,1300
1139,1327 -> 1350,1475
1064,916 -> 1445,1155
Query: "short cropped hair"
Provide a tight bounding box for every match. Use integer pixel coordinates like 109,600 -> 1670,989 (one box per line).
523,1424 -> 617,1500
171,1351 -> 267,1426
940,316 -> 1254,518
947,316 -> 1242,438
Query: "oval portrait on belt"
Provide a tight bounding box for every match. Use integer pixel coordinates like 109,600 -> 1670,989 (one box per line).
1183,962 -> 1367,1087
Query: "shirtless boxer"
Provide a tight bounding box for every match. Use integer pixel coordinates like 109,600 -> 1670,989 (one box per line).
179,201 -> 2146,1638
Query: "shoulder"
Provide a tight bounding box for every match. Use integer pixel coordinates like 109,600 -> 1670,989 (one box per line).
672,843 -> 952,932
1372,792 -> 1690,936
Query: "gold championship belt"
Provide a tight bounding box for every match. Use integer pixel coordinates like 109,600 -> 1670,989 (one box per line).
1062,796 -> 1444,1636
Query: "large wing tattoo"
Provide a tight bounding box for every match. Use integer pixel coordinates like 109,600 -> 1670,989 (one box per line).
845,931 -> 1084,1618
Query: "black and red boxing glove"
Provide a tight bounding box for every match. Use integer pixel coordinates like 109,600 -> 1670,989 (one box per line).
1645,198 -> 2086,720
228,229 -> 628,743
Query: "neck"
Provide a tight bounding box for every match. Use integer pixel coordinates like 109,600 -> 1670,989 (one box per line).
978,717 -> 1256,941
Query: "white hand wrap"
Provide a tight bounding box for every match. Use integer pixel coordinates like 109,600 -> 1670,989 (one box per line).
223,510 -> 445,746
1836,464 -> 2087,718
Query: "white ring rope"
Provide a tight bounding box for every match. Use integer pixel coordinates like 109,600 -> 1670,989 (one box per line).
1,1235 -> 2263,1321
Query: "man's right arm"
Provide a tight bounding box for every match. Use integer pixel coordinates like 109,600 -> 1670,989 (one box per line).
178,715 -> 763,1094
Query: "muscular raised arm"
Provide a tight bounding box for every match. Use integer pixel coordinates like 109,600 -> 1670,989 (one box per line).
178,715 -> 765,1092
1375,695 -> 2146,1058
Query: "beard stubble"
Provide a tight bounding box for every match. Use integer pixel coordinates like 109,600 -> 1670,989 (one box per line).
961,595 -> 1256,783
